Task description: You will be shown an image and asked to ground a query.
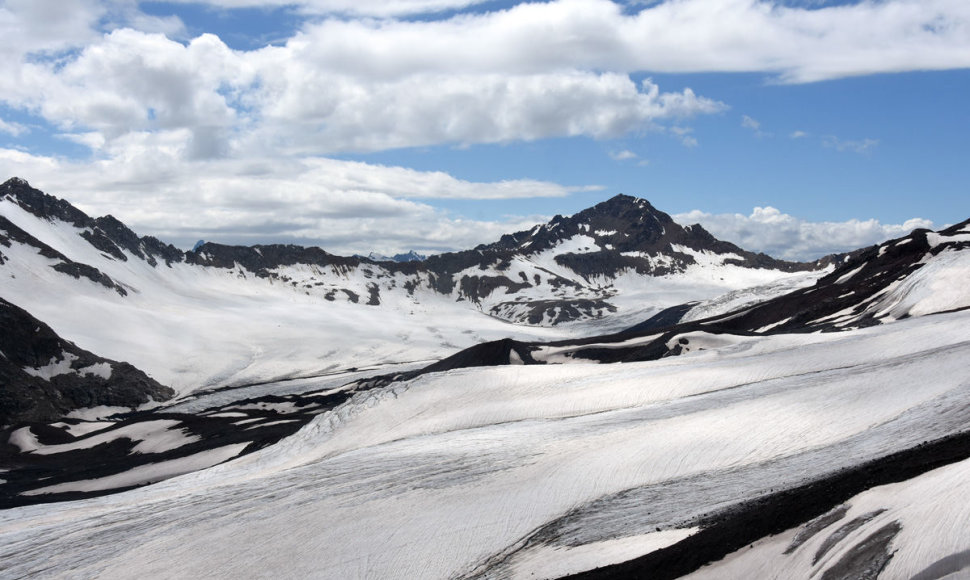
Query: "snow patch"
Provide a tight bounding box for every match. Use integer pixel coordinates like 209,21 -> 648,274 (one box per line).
509,528 -> 699,579
22,443 -> 249,495
834,264 -> 866,285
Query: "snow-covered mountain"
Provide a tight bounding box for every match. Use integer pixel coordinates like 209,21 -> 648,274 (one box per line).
3,175 -> 970,580
0,177 -> 824,399
363,250 -> 426,263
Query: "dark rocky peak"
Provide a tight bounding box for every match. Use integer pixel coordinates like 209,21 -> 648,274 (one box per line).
393,250 -> 426,262
1,178 -> 184,267
481,194 -> 677,256
938,217 -> 970,237
187,242 -> 365,277
2,178 -> 90,227
582,194 -> 670,224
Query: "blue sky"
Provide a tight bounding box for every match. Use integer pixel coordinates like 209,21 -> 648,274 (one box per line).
1,0 -> 968,259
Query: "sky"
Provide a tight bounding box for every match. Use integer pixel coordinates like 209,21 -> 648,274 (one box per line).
0,0 -> 968,260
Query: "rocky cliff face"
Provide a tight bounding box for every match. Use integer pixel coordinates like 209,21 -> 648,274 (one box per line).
0,297 -> 174,426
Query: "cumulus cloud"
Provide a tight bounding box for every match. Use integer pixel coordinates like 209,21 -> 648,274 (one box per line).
248,72 -> 725,153
0,145 -> 574,254
158,0 -> 492,17
675,206 -> 934,261
669,126 -> 698,147
244,0 -> 970,83
4,0 -> 968,158
0,118 -> 27,136
0,0 -> 966,256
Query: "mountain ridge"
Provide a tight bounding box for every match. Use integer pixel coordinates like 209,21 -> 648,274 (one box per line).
1,177 -> 834,327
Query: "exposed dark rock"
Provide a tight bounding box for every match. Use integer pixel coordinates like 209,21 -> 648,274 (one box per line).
1,178 -> 184,268
0,298 -> 175,426
3,180 -> 839,326
820,520 -> 901,580
459,275 -> 530,304
814,509 -> 887,564
623,303 -> 697,334
1,215 -> 127,296
51,262 -> 127,296
366,282 -> 381,305
420,338 -> 539,373
490,299 -> 617,325
785,504 -> 850,555
564,431 -> 970,580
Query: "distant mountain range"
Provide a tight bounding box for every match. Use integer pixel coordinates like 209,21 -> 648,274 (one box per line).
363,250 -> 427,263
0,175 -> 838,423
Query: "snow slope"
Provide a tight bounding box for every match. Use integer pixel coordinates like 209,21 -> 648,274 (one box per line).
686,456 -> 970,580
0,195 -> 574,395
0,188 -> 817,398
2,309 -> 968,579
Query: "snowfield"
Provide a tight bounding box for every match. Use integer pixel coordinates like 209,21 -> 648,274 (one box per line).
4,182 -> 970,579
0,193 -> 821,396
2,309 -> 969,579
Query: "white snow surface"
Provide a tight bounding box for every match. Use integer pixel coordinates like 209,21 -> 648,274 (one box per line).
0,198 -> 570,394
686,456 -> 970,580
21,352 -> 112,382
2,310 -> 970,579
0,197 -> 820,396
871,247 -> 970,319
22,444 -> 248,496
8,420 -> 198,456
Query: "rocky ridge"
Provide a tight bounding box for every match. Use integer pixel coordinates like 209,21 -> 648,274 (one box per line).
1,179 -> 835,326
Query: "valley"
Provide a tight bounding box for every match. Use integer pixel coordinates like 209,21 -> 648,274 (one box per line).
2,178 -> 970,579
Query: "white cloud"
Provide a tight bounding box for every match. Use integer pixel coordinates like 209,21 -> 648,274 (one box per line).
610,149 -> 638,160
669,125 -> 699,147
824,136 -> 880,154
675,206 -> 934,261
790,130 -> 808,139
0,0 -> 965,257
249,71 -> 725,153
741,114 -> 771,138
157,0 -> 492,17
241,0 -> 970,83
5,0 -> 967,157
0,118 -> 27,136
0,145 -> 579,254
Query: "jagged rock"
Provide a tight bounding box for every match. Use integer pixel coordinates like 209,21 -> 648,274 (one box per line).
0,297 -> 174,426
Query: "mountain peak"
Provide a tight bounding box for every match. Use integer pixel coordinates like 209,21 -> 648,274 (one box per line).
2,176 -> 30,188
593,193 -> 662,214
2,177 -> 91,226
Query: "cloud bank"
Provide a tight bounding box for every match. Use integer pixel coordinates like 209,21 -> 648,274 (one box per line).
676,206 -> 935,261
1,0 -> 966,256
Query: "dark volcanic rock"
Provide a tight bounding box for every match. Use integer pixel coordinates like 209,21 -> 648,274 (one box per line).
1,178 -> 184,268
0,297 -> 174,426
187,242 -> 363,277
479,194 -> 819,276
